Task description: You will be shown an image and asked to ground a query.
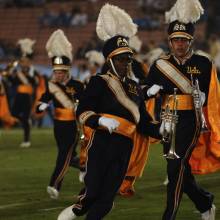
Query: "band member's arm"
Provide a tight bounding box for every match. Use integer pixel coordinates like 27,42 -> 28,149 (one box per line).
76,76 -> 103,129
137,97 -> 161,139
36,85 -> 52,113
73,81 -> 85,101
143,64 -> 163,99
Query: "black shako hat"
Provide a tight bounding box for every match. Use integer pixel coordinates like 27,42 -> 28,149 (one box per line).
46,29 -> 73,71
96,4 -> 137,61
51,56 -> 71,71
168,20 -> 195,40
102,35 -> 133,60
165,0 -> 204,41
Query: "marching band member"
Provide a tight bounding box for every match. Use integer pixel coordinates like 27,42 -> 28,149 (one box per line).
36,29 -> 84,199
8,38 -> 38,148
58,4 -> 161,220
145,0 -> 217,219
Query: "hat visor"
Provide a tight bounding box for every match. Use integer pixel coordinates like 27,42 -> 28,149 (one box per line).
107,47 -> 133,60
53,65 -> 71,71
169,32 -> 193,40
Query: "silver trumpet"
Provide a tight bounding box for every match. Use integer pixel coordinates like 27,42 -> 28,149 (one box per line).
1,60 -> 18,76
161,88 -> 180,159
74,99 -> 85,143
191,75 -> 208,132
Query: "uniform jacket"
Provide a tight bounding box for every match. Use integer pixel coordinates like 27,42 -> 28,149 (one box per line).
76,71 -> 160,139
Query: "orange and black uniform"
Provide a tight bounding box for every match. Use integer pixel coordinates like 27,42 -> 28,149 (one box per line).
73,71 -> 161,219
9,69 -> 38,142
36,77 -> 84,191
0,78 -> 17,126
146,52 -> 214,220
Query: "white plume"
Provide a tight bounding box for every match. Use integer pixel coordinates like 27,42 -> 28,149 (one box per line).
96,3 -> 137,41
46,29 -> 73,61
146,48 -> 164,65
17,38 -> 35,56
129,35 -> 142,53
214,51 -> 220,70
85,50 -> 105,66
165,0 -> 204,24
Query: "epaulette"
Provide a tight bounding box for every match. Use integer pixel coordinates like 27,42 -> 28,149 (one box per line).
195,50 -> 212,62
159,54 -> 171,60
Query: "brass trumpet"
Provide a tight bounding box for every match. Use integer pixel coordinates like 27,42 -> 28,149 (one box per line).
1,60 -> 18,76
161,88 -> 180,159
74,99 -> 85,142
191,75 -> 208,132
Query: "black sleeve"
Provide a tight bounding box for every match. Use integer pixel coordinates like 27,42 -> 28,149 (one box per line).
76,76 -> 104,129
36,83 -> 53,113
137,98 -> 161,139
141,85 -> 151,100
144,63 -> 159,87
74,81 -> 85,101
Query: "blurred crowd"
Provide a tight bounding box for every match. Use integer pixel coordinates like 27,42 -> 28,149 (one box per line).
0,1 -> 220,72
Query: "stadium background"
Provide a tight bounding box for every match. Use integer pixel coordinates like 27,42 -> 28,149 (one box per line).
0,1 -> 220,220
1,0 -> 220,126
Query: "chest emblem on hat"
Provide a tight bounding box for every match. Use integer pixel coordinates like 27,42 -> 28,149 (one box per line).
187,66 -> 201,74
117,37 -> 128,47
173,24 -> 186,31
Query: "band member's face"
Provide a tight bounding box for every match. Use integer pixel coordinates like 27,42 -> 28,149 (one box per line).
53,70 -> 68,83
20,57 -> 31,73
88,63 -> 98,75
170,37 -> 191,58
112,53 -> 132,77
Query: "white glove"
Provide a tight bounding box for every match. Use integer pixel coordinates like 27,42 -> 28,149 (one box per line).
159,121 -> 172,135
147,84 -> 163,97
39,102 -> 49,111
98,116 -> 120,134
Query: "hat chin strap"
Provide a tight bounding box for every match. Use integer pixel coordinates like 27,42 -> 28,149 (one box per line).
109,58 -> 120,78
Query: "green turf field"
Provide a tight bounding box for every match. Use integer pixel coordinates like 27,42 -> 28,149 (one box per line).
0,128 -> 219,220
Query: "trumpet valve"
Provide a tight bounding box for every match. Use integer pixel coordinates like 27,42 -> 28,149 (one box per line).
164,151 -> 180,159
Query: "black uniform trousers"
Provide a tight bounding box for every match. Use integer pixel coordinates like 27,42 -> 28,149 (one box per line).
49,120 -> 78,191
72,129 -> 133,220
162,111 -> 214,220
12,93 -> 32,142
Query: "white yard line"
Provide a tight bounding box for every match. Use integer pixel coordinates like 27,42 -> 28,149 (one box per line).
0,195 -> 78,210
0,202 -> 33,209
0,202 -> 64,212
135,175 -> 219,191
39,206 -> 64,211
118,207 -> 138,212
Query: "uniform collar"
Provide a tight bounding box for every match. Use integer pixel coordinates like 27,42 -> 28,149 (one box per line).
172,50 -> 193,65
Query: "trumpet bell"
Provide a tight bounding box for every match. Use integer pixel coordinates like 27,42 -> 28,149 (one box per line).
80,134 -> 85,140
